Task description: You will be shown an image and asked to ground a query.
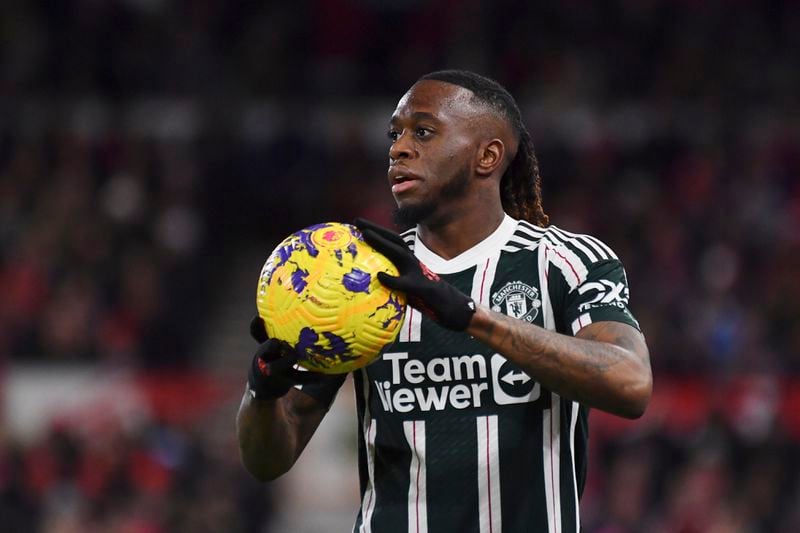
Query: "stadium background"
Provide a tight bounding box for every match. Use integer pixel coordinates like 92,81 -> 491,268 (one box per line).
1,1 -> 799,531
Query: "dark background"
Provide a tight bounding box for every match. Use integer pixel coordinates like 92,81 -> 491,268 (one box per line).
1,1 -> 799,531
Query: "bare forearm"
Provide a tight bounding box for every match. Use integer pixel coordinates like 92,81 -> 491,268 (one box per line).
236,387 -> 327,481
467,306 -> 652,418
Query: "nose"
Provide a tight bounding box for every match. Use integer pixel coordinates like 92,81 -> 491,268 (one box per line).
389,131 -> 414,161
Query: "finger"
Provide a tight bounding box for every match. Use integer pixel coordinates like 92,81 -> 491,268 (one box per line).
254,338 -> 292,360
376,271 -> 410,291
353,218 -> 408,248
250,315 -> 269,343
361,228 -> 413,266
261,355 -> 297,377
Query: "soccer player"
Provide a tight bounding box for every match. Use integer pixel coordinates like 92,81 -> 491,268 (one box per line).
237,70 -> 652,533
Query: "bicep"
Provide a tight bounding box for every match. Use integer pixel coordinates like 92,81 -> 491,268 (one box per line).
576,321 -> 652,418
575,321 -> 650,366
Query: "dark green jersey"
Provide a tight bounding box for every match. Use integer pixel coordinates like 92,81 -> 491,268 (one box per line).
304,215 -> 639,533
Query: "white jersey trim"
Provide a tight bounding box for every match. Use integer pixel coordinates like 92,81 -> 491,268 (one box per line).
471,254 -> 501,306
412,215 -> 518,274
569,401 -> 581,532
542,241 -> 589,291
403,420 -> 428,533
477,414 -> 502,533
402,229 -> 416,251
399,306 -> 423,343
357,372 -> 378,533
570,313 -> 593,335
550,226 -> 617,260
544,393 -> 563,533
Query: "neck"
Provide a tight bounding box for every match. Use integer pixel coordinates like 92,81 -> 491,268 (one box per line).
417,200 -> 506,260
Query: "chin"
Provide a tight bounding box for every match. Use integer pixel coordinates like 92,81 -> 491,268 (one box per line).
393,201 -> 435,228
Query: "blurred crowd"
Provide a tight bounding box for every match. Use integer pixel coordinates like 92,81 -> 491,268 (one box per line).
584,410 -> 800,533
1,0 -> 799,531
1,0 -> 798,374
3,388 -> 800,533
0,132 -> 209,366
0,414 -> 272,533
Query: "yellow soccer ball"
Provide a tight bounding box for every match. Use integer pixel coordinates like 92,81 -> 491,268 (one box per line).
256,222 -> 406,374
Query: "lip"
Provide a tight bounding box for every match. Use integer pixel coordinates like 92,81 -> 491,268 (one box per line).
388,167 -> 422,194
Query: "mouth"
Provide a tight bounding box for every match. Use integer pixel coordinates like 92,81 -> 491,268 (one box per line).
388,168 -> 422,194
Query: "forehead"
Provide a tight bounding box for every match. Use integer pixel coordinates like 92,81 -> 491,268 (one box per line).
391,80 -> 480,123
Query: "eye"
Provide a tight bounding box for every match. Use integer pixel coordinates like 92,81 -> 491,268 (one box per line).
415,127 -> 432,138
387,129 -> 399,142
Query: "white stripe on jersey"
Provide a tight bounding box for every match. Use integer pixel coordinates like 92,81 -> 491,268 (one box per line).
550,226 -> 617,260
503,234 -> 539,252
403,420 -> 428,533
537,244 -> 557,331
398,306 -> 422,342
570,313 -> 593,335
542,241 -> 589,291
477,415 -> 502,533
543,393 -> 562,533
516,221 -> 546,237
547,227 -> 600,263
540,231 -> 584,266
402,229 -> 416,251
502,221 -> 543,252
541,236 -> 584,533
471,255 -> 500,306
539,233 -> 564,533
568,401 -> 581,532
358,372 -> 378,533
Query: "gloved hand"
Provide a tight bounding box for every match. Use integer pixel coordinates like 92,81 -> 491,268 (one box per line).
247,316 -> 324,400
354,218 -> 476,331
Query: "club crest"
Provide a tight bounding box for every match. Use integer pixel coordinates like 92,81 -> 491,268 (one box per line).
491,281 -> 541,322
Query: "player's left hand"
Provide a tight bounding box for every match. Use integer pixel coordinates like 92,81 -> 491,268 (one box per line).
354,218 -> 476,331
248,316 -> 331,400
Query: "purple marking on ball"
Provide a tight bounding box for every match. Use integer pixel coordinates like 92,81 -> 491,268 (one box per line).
334,249 -> 343,264
276,244 -> 294,266
347,242 -> 358,259
387,293 -> 404,316
372,293 -> 406,328
306,223 -> 332,232
349,225 -> 363,239
296,230 -> 319,257
290,267 -> 309,293
297,327 -> 353,360
342,268 -> 371,293
297,327 -> 319,357
321,331 -> 349,357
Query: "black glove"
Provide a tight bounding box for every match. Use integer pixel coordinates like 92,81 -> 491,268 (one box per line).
354,218 -> 476,331
247,316 -> 324,400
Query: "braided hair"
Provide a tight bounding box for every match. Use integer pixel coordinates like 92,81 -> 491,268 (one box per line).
418,70 -> 549,227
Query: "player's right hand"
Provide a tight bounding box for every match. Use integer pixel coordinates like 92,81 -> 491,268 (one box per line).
354,217 -> 477,331
247,316 -> 324,400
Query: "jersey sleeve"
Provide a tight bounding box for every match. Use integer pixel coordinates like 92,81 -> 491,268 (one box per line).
560,259 -> 640,335
295,373 -> 347,408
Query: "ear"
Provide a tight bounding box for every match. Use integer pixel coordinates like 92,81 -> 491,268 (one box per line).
475,139 -> 505,178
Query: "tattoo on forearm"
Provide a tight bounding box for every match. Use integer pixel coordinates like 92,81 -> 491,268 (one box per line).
490,315 -> 621,368
481,314 -> 644,402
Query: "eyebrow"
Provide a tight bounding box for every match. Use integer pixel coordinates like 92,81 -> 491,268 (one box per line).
389,111 -> 440,125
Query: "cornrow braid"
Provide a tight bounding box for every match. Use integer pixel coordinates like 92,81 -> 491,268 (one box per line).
418,70 -> 549,227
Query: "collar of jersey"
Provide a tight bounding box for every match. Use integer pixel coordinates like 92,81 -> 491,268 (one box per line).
412,214 -> 518,274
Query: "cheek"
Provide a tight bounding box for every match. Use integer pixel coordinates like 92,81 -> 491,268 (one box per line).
430,139 -> 473,171
441,143 -> 474,177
